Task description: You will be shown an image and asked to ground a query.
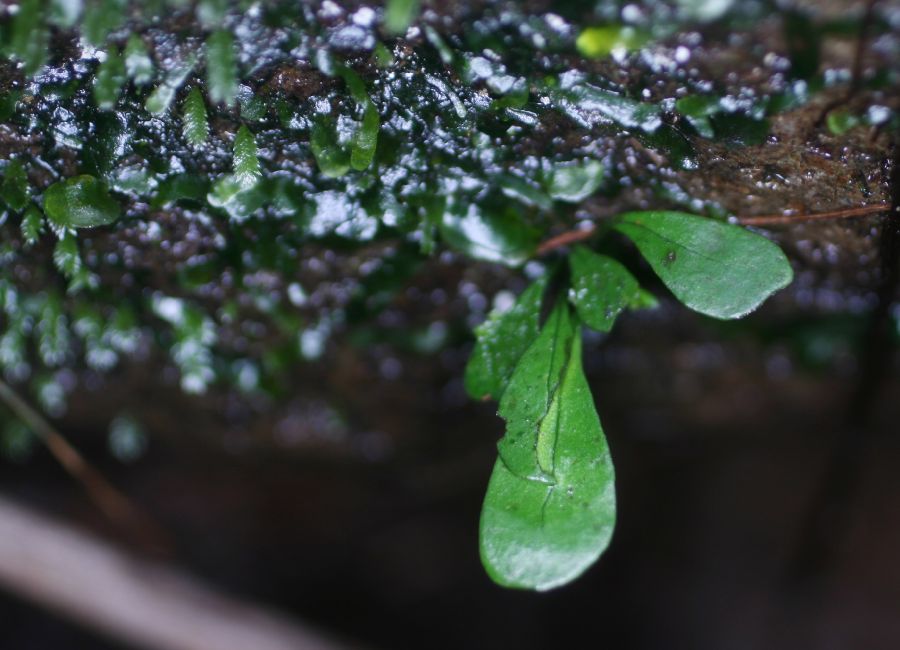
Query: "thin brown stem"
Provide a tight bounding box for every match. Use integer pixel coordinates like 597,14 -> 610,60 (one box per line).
535,203 -> 892,257
536,226 -> 597,256
736,203 -> 891,226
0,379 -> 169,554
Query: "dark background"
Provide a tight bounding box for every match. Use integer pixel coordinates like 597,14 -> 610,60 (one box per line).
2,297 -> 899,650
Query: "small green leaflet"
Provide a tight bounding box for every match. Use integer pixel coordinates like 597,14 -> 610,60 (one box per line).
206,29 -> 237,106
614,211 -> 793,319
53,233 -> 82,278
547,160 -> 605,203
439,204 -> 538,266
49,0 -> 82,28
81,0 -> 125,46
93,47 -> 126,110
384,0 -> 420,35
334,66 -> 380,172
496,303 -> 575,484
551,82 -> 661,132
311,119 -> 350,178
498,175 -> 552,211
568,246 -> 644,332
8,0 -> 47,75
575,25 -> 649,59
676,0 -> 735,21
197,0 -> 228,27
20,205 -> 44,245
145,57 -> 195,115
481,327 -> 616,591
238,86 -> 267,122
465,276 -> 547,401
233,126 -> 261,189
124,35 -> 154,86
1,159 -> 31,212
351,103 -> 380,171
43,175 -> 120,229
182,87 -> 209,147
207,176 -> 265,222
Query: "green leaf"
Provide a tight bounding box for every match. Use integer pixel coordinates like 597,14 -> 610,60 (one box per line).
182,87 -> 209,147
43,175 -> 121,229
551,82 -> 661,132
384,0 -> 420,35
93,48 -> 126,110
351,102 -> 380,171
568,246 -> 642,332
614,211 -> 793,319
152,174 -> 209,208
206,29 -> 237,106
207,175 -> 266,222
497,175 -> 552,211
20,205 -> 44,245
49,0 -> 83,28
480,329 -> 616,591
335,66 -> 369,105
547,160 -> 605,203
238,86 -> 267,121
676,0 -> 735,21
496,303 -> 575,484
145,57 -> 195,114
465,276 -> 548,400
674,95 -> 718,138
310,119 -> 351,178
575,25 -> 649,59
233,125 -> 260,189
53,233 -> 82,278
439,204 -> 538,266
1,160 -> 31,212
826,109 -> 861,136
82,0 -> 125,46
124,35 -> 154,86
197,0 -> 228,27
8,0 -> 47,75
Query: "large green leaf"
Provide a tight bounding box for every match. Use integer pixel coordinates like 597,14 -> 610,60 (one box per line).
496,303 -> 575,484
464,276 -> 547,400
568,246 -> 643,332
614,211 -> 793,319
481,330 -> 616,591
43,175 -> 120,229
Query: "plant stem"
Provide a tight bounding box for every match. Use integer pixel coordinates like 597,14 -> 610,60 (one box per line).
0,378 -> 168,553
736,203 -> 891,226
536,203 -> 892,256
